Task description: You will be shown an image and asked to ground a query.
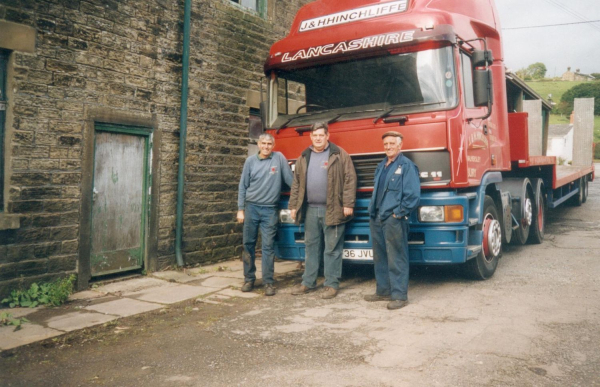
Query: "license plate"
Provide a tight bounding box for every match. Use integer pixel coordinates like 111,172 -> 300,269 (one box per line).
343,249 -> 373,260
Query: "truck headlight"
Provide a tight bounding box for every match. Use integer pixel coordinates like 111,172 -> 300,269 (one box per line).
279,209 -> 295,223
418,205 -> 464,223
419,206 -> 444,222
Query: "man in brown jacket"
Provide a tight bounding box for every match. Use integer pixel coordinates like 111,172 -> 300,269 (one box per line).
289,122 -> 357,299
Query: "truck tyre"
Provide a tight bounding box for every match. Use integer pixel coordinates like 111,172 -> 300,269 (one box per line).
527,179 -> 545,244
582,176 -> 588,204
466,196 -> 501,280
511,186 -> 533,245
571,177 -> 585,206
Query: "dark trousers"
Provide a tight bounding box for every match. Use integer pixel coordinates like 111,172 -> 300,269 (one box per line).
242,203 -> 278,284
369,215 -> 409,300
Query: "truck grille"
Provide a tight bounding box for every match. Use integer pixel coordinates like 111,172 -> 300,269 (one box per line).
351,154 -> 382,190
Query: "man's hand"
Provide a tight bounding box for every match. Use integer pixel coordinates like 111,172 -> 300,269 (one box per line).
343,207 -> 354,217
236,210 -> 244,223
290,209 -> 297,220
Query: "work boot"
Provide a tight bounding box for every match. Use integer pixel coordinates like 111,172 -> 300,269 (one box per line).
387,299 -> 409,310
321,287 -> 338,299
291,284 -> 312,295
264,284 -> 276,296
364,293 -> 391,302
241,281 -> 254,292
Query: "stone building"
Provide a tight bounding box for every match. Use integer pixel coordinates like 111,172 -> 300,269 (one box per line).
0,0 -> 311,296
561,67 -> 595,82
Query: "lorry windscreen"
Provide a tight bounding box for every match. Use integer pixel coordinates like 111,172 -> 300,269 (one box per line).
269,46 -> 457,129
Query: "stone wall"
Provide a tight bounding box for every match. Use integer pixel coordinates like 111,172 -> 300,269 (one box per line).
0,0 -> 311,296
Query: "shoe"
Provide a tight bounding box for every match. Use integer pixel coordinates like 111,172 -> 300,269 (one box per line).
291,284 -> 312,295
364,293 -> 391,302
387,299 -> 409,310
241,281 -> 254,292
264,284 -> 276,296
321,287 -> 338,299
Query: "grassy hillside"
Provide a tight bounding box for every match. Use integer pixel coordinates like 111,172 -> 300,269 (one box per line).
526,80 -> 586,104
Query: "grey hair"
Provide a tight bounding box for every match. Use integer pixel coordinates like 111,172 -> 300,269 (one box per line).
258,133 -> 275,143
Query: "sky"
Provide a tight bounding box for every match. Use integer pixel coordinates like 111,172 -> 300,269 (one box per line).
495,0 -> 600,77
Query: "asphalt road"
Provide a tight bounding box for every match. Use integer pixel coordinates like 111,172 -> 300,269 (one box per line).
2,170 -> 599,386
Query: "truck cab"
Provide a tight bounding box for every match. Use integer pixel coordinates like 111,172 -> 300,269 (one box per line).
260,0 -> 594,279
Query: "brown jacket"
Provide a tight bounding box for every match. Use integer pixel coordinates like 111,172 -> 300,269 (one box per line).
289,142 -> 357,226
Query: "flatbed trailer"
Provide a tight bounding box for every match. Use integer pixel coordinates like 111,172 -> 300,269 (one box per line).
259,0 -> 595,279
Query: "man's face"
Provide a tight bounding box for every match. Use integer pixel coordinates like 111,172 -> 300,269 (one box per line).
258,138 -> 275,158
310,129 -> 330,152
383,136 -> 402,159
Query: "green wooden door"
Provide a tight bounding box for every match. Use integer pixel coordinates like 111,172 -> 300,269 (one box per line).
90,124 -> 151,277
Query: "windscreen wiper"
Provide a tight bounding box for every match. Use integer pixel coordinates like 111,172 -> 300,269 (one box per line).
327,108 -> 387,124
276,109 -> 334,134
373,101 -> 446,123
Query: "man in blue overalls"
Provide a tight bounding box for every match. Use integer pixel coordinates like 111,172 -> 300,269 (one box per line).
366,131 -> 420,310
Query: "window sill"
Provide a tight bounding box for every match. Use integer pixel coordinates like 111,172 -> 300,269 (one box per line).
0,213 -> 20,230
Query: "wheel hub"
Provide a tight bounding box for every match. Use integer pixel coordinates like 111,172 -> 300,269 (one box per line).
482,216 -> 502,260
523,198 -> 533,227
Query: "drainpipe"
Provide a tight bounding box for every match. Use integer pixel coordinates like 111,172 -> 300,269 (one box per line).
175,0 -> 192,267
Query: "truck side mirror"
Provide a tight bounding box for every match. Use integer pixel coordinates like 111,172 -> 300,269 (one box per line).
472,49 -> 493,67
473,69 -> 493,107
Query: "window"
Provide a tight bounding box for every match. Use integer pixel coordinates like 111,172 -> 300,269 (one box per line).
230,0 -> 265,16
266,47 -> 458,128
0,50 -> 8,211
460,51 -> 475,108
248,107 -> 262,140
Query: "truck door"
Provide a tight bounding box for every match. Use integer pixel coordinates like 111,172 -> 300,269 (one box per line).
460,51 -> 491,180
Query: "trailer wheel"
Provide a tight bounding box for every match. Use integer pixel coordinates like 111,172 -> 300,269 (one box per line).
582,176 -> 588,204
571,177 -> 585,206
527,179 -> 545,244
466,196 -> 501,280
511,187 -> 533,245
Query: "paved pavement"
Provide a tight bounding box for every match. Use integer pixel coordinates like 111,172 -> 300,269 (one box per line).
0,259 -> 302,351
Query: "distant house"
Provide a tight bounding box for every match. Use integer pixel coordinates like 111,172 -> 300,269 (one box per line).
547,124 -> 573,164
561,67 -> 595,82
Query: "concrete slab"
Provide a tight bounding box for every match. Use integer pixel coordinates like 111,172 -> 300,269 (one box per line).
151,271 -> 199,284
275,261 -> 302,274
200,276 -> 244,289
211,270 -> 246,279
216,288 -> 261,299
3,307 -> 40,318
94,278 -> 166,295
125,284 -> 216,304
195,260 -> 244,273
69,290 -> 106,301
45,311 -> 117,332
85,298 -> 162,317
0,323 -> 63,350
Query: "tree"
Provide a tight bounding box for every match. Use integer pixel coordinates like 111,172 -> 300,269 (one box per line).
558,82 -> 600,115
516,68 -> 531,81
591,73 -> 600,80
515,62 -> 547,80
527,62 -> 547,80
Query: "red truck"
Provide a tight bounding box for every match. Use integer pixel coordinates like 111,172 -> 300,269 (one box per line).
257,0 -> 595,279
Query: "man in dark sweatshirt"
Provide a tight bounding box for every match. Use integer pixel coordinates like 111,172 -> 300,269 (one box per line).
237,133 -> 293,296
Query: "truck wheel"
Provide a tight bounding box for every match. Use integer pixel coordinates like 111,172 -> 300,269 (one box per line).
511,187 -> 533,245
571,177 -> 585,206
466,196 -> 501,280
582,176 -> 588,204
527,179 -> 545,244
